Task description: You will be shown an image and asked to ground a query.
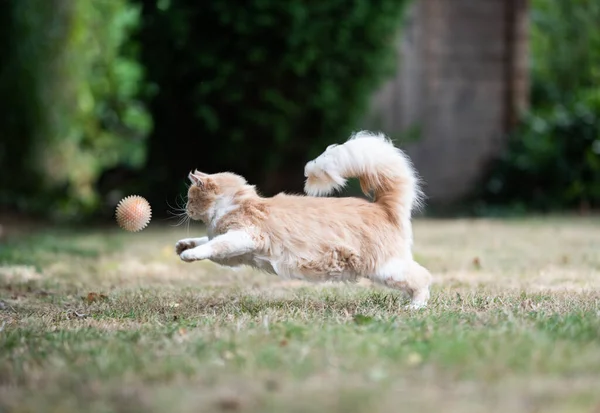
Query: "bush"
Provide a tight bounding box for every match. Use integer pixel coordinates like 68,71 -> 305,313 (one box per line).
0,0 -> 151,219
137,0 -> 411,208
529,0 -> 600,106
480,92 -> 600,211
477,0 -> 600,212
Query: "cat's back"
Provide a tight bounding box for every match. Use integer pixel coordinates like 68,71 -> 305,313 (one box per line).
261,193 -> 393,241
267,193 -> 379,219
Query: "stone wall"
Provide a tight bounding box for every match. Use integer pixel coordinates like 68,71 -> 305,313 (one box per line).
367,0 -> 529,204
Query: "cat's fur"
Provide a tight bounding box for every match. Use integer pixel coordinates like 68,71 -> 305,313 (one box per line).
176,131 -> 432,308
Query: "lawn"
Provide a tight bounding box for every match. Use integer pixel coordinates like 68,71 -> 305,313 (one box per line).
1,217 -> 600,412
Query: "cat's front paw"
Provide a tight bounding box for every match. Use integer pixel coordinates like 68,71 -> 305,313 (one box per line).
179,247 -> 210,262
175,239 -> 196,255
179,249 -> 198,262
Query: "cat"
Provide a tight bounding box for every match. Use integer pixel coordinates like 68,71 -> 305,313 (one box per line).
175,131 -> 432,309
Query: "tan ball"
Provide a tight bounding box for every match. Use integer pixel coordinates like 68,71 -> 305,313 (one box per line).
115,195 -> 152,232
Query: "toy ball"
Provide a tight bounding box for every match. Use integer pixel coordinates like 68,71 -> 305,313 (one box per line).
115,195 -> 152,232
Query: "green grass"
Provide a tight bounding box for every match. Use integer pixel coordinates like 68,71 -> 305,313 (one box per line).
1,218 -> 600,412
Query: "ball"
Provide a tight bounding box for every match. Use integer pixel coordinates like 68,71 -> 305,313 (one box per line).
115,195 -> 152,232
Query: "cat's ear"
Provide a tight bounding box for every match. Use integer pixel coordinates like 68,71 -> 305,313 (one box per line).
188,170 -> 205,187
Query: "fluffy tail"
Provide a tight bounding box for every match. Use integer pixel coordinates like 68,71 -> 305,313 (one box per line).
304,131 -> 423,239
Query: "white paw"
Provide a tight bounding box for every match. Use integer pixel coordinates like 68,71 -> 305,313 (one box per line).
179,249 -> 199,262
179,245 -> 212,262
175,239 -> 196,255
406,301 -> 427,310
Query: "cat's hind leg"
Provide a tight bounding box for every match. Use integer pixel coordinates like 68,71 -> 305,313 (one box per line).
371,258 -> 431,309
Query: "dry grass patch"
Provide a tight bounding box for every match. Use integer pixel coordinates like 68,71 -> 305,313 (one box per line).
1,217 -> 600,412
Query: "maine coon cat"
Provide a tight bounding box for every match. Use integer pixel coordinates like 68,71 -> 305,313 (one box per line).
175,131 -> 432,308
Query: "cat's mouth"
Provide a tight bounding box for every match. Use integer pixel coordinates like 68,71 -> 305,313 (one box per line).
186,208 -> 206,222
186,210 -> 199,220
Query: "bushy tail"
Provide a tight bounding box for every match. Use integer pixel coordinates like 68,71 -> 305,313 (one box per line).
304,131 -> 423,238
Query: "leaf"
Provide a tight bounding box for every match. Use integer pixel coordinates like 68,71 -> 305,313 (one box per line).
85,292 -> 108,303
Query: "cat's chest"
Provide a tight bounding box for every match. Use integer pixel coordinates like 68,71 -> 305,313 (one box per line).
206,224 -> 225,239
206,216 -> 238,239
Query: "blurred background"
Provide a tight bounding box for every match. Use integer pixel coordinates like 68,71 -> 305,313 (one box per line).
0,0 -> 598,223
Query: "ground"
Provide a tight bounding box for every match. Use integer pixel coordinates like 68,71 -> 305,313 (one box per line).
1,217 -> 600,413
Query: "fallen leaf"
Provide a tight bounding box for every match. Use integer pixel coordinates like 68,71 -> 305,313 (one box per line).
216,395 -> 240,411
85,292 -> 108,303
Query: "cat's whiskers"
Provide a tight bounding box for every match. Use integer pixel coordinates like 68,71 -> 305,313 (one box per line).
166,197 -> 191,228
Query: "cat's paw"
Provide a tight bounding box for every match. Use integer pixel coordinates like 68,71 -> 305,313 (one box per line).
405,301 -> 427,311
175,239 -> 196,255
179,248 -> 209,262
179,250 -> 196,262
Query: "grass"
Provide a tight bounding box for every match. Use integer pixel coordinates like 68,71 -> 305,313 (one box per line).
1,217 -> 600,412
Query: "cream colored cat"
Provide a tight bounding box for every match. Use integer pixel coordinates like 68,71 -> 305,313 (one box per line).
175,131 -> 432,308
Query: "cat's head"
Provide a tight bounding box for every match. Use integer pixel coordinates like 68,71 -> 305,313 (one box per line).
186,170 -> 254,222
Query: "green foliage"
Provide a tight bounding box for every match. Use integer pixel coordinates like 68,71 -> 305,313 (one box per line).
481,92 -> 600,210
479,0 -> 600,211
138,0 -> 410,204
1,0 -> 409,217
529,0 -> 600,105
0,0 -> 151,219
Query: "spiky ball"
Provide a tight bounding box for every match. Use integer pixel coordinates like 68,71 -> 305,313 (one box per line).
115,195 -> 152,232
